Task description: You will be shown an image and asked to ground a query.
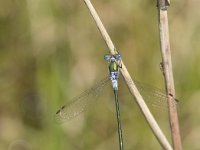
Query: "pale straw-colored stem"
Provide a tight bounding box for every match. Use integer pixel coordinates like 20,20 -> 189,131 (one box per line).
157,3 -> 182,150
83,0 -> 172,149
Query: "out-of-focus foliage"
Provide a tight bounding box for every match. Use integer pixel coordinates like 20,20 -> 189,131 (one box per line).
0,0 -> 199,149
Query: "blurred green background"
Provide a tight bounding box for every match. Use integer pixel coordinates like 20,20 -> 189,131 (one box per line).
0,0 -> 200,150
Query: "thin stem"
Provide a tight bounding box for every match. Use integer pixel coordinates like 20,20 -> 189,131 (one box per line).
157,1 -> 182,149
83,0 -> 172,149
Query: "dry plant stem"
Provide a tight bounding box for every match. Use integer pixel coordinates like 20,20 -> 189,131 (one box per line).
157,8 -> 182,150
83,0 -> 172,149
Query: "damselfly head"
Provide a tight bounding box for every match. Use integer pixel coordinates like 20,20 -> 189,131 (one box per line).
104,54 -> 122,62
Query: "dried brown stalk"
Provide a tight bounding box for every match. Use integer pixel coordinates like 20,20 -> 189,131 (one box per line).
157,0 -> 182,150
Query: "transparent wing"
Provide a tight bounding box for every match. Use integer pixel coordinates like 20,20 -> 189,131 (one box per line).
133,79 -> 178,110
55,76 -> 178,123
55,76 -> 110,123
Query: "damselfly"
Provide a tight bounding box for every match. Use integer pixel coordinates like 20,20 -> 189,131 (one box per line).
55,55 -> 177,122
55,54 -> 178,149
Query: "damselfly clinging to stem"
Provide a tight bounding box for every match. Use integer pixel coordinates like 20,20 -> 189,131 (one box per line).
55,53 -> 178,149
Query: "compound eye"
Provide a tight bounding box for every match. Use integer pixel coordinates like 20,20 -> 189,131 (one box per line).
116,54 -> 122,60
104,54 -> 111,61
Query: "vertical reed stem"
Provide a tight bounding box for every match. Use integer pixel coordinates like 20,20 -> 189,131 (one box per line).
157,1 -> 182,149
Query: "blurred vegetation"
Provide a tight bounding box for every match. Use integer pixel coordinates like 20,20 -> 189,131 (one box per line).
0,0 -> 200,150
